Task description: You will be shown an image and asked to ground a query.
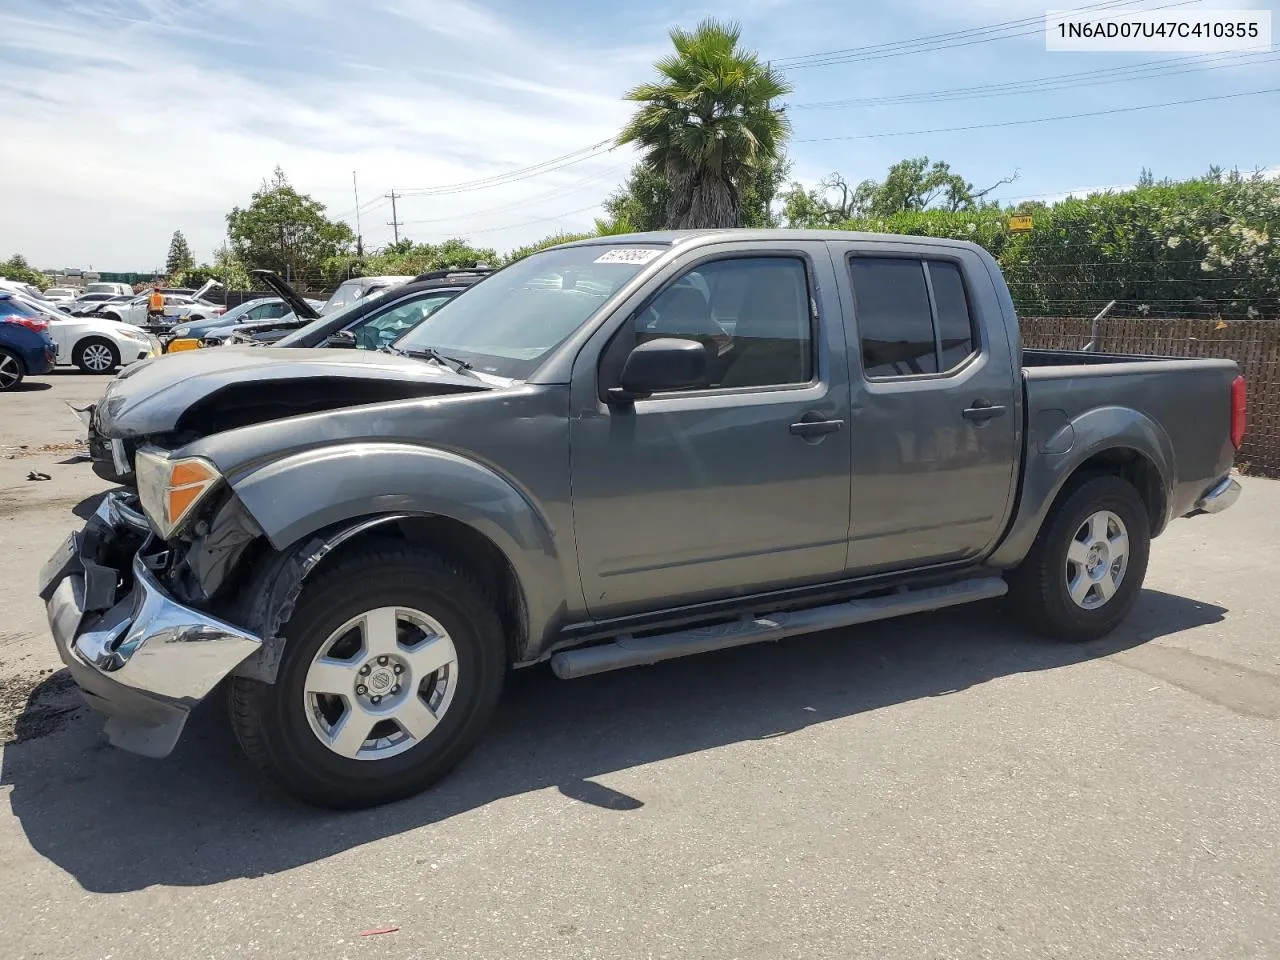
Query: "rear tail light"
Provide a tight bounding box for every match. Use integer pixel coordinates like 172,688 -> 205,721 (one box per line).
2,315 -> 49,334
1231,375 -> 1247,449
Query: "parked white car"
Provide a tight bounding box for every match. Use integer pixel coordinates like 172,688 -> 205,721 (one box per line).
99,279 -> 224,328
8,291 -> 160,373
83,282 -> 136,297
42,287 -> 80,302
0,278 -> 47,300
319,275 -> 414,314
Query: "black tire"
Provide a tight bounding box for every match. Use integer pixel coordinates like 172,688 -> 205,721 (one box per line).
0,348 -> 26,391
1009,474 -> 1151,642
228,543 -> 507,809
100,313 -> 122,323
73,337 -> 119,374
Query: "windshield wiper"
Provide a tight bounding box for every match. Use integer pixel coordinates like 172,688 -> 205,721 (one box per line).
382,344 -> 478,378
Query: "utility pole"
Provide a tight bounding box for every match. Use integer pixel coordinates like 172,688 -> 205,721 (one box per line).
385,190 -> 403,245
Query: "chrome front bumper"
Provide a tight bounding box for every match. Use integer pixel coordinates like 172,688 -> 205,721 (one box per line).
39,492 -> 261,758
1192,475 -> 1242,515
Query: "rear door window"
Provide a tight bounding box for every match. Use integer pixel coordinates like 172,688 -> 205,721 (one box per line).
848,257 -> 977,379
928,261 -> 976,370
849,258 -> 937,378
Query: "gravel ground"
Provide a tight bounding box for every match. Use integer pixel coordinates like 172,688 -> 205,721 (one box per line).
1,371 -> 1277,960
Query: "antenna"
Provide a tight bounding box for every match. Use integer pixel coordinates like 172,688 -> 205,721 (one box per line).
353,170 -> 362,239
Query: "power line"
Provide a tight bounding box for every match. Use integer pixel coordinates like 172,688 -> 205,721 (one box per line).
790,51 -> 1278,109
394,140 -> 616,197
775,0 -> 1202,70
771,0 -> 1133,65
399,164 -> 631,226
413,201 -> 606,239
793,87 -> 1280,143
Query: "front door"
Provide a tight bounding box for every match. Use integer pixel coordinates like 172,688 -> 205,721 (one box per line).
831,243 -> 1020,572
570,247 -> 852,619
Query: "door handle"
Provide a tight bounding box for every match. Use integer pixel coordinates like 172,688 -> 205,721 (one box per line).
789,418 -> 845,437
962,400 -> 1007,422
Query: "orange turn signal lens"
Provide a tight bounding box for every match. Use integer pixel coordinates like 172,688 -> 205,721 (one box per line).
170,459 -> 217,487
164,458 -> 220,533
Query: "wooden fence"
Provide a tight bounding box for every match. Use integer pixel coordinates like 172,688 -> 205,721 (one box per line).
1020,316 -> 1280,477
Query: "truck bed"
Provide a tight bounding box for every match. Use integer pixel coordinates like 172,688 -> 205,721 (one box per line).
1016,347 -> 1239,540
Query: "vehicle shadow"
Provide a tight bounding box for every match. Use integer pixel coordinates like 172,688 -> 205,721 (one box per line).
9,381 -> 52,392
1,589 -> 1225,894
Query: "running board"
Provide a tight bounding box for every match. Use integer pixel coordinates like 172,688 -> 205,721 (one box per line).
550,576 -> 1008,679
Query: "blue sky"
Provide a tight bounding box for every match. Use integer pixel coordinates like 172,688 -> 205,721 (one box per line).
0,0 -> 1276,271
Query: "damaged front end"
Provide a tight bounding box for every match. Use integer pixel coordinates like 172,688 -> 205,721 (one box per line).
38,488 -> 263,757
79,346 -> 492,486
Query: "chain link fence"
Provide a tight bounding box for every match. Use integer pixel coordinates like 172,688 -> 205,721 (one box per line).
1021,315 -> 1279,476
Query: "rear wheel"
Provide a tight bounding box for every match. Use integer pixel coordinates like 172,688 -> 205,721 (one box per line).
1010,474 -> 1151,642
0,349 -> 25,391
73,337 -> 119,374
229,543 -> 507,809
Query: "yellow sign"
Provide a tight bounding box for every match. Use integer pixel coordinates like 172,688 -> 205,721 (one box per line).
1008,215 -> 1034,232
165,338 -> 202,353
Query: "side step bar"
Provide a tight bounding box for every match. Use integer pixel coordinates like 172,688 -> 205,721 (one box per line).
550,576 -> 1008,679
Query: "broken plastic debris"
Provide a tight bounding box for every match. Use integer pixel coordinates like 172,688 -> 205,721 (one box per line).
26,471 -> 51,481
359,927 -> 400,937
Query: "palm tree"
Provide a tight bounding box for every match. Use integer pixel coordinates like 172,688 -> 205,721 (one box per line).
618,19 -> 791,230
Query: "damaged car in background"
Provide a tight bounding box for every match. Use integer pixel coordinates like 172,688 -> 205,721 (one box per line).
41,230 -> 1244,810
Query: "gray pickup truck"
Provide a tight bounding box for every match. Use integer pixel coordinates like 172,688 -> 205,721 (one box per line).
39,230 -> 1245,809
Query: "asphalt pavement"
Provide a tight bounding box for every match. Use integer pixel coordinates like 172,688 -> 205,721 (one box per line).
1,372 -> 1277,960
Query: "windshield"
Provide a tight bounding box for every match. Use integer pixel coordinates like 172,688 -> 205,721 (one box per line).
321,280 -> 374,315
394,244 -> 665,378
273,296 -> 372,346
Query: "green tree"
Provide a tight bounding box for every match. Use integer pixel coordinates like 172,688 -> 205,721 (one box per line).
174,244 -> 252,291
0,254 -> 49,290
335,238 -> 499,281
226,167 -> 355,284
783,158 -> 1017,226
165,230 -> 194,275
617,19 -> 791,229
781,173 -> 859,228
601,153 -> 791,233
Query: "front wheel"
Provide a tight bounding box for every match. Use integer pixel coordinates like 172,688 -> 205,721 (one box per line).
73,337 -> 119,374
1009,474 -> 1151,642
229,543 -> 507,809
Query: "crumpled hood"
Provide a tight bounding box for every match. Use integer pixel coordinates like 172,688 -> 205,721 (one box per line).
96,346 -> 492,437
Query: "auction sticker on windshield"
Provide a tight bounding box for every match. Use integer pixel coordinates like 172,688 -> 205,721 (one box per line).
594,248 -> 664,265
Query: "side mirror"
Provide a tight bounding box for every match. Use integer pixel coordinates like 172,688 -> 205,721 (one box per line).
325,330 -> 357,348
609,337 -> 708,403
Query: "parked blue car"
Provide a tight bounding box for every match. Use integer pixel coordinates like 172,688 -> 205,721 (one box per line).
0,292 -> 57,390
164,296 -> 297,345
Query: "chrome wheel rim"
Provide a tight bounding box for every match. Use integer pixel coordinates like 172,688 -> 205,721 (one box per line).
1066,510 -> 1130,610
0,354 -> 19,389
303,606 -> 459,761
82,343 -> 114,371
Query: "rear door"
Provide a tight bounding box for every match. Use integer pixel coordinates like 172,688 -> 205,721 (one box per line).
829,241 -> 1020,572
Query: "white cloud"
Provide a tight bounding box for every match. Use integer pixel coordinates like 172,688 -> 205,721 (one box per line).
0,0 -> 651,271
